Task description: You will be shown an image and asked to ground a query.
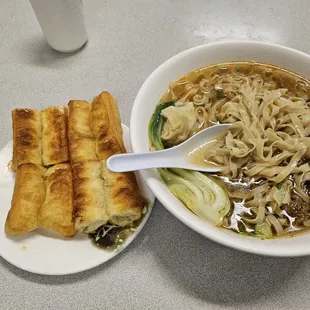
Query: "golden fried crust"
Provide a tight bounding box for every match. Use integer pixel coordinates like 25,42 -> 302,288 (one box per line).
96,133 -> 125,160
38,164 -> 76,237
68,100 -> 95,139
90,92 -> 126,160
72,161 -> 108,233
68,137 -> 98,164
101,162 -> 143,227
12,109 -> 42,170
5,164 -> 46,236
68,100 -> 98,164
41,107 -> 69,166
89,91 -> 143,225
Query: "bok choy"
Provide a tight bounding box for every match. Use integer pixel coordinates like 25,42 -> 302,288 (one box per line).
149,101 -> 175,150
160,168 -> 230,225
254,221 -> 273,239
149,102 -> 231,226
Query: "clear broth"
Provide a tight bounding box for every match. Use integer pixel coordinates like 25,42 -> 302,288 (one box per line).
157,61 -> 310,239
186,141 -> 220,168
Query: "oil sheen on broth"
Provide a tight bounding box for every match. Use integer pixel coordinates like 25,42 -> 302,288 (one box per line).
186,141 -> 220,168
152,61 -> 310,239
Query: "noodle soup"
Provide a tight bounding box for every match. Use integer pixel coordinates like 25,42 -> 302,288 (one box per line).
149,62 -> 310,239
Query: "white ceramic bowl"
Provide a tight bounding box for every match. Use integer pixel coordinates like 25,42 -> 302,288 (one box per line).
130,41 -> 310,257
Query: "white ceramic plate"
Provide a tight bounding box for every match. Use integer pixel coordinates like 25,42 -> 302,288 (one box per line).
0,125 -> 154,275
130,41 -> 310,257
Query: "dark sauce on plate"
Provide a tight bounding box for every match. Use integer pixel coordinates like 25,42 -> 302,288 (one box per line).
89,198 -> 149,251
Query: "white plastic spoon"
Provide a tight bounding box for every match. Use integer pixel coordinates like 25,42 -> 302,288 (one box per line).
107,124 -> 231,173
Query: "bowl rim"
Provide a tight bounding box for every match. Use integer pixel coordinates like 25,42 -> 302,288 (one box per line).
130,40 -> 310,257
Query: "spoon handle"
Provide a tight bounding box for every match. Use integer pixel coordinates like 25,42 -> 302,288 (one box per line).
107,151 -> 177,172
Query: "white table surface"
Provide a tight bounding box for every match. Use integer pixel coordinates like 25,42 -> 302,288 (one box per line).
1,0 -> 310,309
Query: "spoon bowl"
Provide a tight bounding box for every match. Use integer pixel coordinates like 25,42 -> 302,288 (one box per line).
107,124 -> 230,173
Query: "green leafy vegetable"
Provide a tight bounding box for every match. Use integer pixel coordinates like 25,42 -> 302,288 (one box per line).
273,180 -> 293,206
149,101 -> 230,225
255,221 -> 273,239
275,181 -> 284,190
159,168 -> 230,225
149,101 -> 175,150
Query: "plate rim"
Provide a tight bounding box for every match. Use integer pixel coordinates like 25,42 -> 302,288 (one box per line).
0,124 -> 155,275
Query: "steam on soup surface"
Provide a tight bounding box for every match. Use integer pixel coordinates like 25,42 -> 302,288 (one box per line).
149,61 -> 310,239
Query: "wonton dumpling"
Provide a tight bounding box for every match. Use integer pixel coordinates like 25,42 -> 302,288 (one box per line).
161,103 -> 196,145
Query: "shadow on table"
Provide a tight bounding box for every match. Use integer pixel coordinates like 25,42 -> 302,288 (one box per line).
145,205 -> 308,306
17,36 -> 88,68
